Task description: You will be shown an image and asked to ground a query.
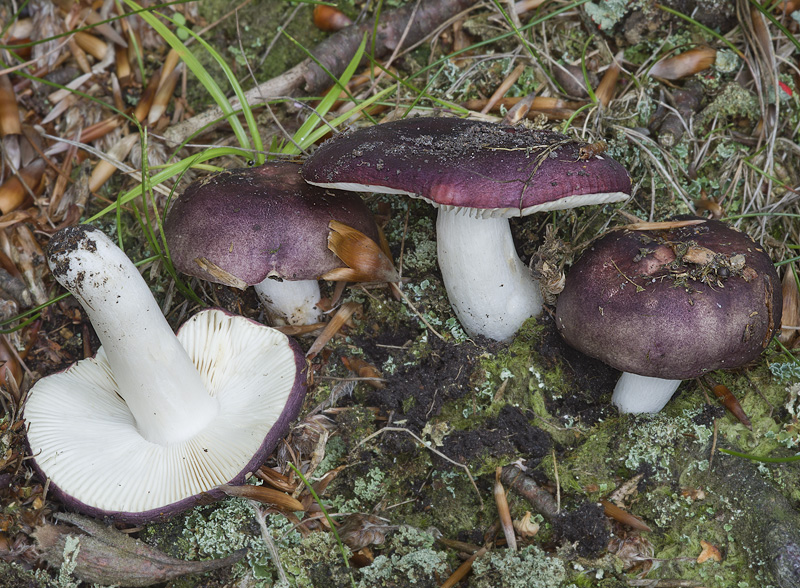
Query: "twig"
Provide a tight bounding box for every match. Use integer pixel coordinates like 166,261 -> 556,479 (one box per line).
249,501 -> 289,585
500,465 -> 559,520
389,283 -> 446,340
165,0 -> 477,146
356,426 -> 483,509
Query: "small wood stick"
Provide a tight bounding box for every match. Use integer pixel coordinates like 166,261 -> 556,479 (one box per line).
440,545 -> 489,588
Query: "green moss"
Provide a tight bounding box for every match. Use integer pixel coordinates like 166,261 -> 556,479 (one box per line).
544,422 -> 618,496
0,561 -> 51,588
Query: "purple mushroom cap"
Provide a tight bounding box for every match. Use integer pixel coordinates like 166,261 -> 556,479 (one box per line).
165,161 -> 381,284
556,217 -> 782,379
301,117 -> 632,215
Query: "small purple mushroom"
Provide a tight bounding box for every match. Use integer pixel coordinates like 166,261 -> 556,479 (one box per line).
165,161 -> 394,326
555,217 -> 782,413
302,117 -> 631,341
24,225 -> 307,523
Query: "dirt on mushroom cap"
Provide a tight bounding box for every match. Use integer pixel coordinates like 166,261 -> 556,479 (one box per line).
555,217 -> 782,380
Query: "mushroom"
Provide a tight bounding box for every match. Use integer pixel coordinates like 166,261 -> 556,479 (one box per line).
555,217 -> 782,413
24,225 -> 308,522
164,161 -> 396,326
301,117 -> 632,341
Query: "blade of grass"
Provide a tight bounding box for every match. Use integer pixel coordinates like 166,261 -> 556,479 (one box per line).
298,85 -> 396,149
656,4 -> 744,57
85,147 -> 246,223
580,35 -> 598,105
747,0 -> 800,54
122,0 -> 263,161
281,34 -> 369,155
288,463 -> 355,588
281,28 -> 378,126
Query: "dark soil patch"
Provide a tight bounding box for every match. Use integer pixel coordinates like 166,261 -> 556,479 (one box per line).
552,502 -> 610,558
442,404 -> 551,465
536,313 -> 620,425
365,335 -> 480,435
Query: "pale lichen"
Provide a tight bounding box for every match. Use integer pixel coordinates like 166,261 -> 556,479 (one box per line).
356,526 -> 448,587
470,545 -> 571,588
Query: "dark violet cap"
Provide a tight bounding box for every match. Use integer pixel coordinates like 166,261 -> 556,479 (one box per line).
165,161 -> 381,284
302,117 -> 632,216
555,217 -> 782,379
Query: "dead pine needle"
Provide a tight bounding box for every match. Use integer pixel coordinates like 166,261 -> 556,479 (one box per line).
306,301 -> 361,360
599,499 -> 652,532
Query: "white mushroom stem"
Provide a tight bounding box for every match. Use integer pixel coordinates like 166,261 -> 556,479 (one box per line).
253,278 -> 323,326
436,209 -> 542,342
611,372 -> 682,414
47,227 -> 219,445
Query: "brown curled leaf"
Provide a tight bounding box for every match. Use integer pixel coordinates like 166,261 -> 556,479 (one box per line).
218,484 -> 305,512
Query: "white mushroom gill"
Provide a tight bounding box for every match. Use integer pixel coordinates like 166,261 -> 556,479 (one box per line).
24,227 -> 303,514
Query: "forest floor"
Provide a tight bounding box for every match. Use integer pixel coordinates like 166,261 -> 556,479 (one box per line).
1,0 -> 800,587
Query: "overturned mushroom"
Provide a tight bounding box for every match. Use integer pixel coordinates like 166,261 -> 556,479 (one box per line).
24,225 -> 308,522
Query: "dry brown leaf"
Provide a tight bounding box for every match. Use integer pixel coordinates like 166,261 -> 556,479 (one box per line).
697,540 -> 722,563
324,220 -> 399,283
649,47 -> 717,80
338,514 -> 396,550
341,355 -> 385,388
